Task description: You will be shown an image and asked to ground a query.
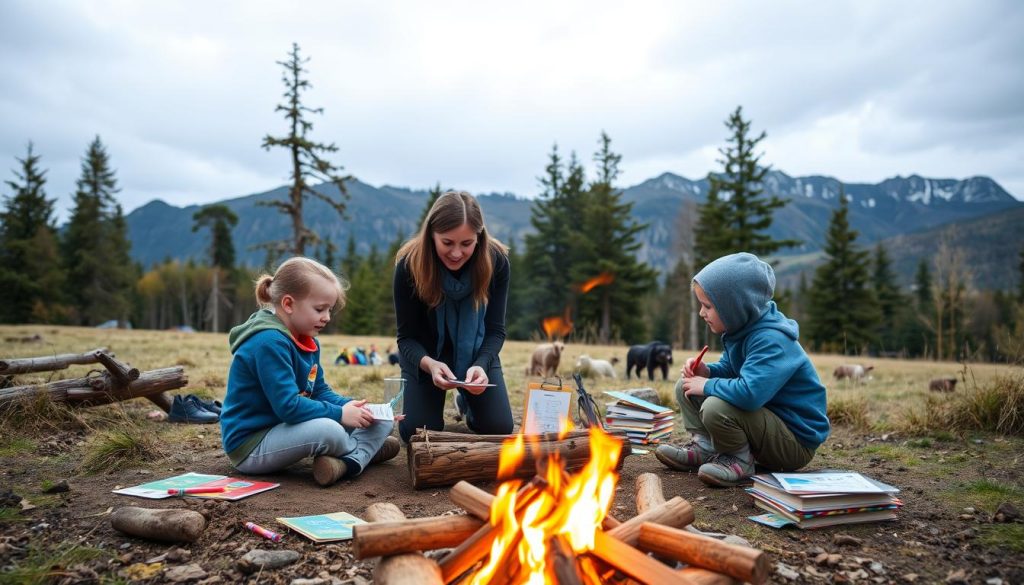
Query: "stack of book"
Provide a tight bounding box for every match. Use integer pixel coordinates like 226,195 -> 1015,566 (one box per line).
602,390 -> 674,445
747,471 -> 902,529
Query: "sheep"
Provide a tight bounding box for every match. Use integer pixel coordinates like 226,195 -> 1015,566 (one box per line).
575,354 -> 618,379
833,364 -> 874,382
528,341 -> 565,377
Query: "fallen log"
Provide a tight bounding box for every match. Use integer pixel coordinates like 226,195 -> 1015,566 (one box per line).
408,432 -> 629,489
110,507 -> 206,543
352,514 -> 484,558
605,496 -> 694,546
0,367 -> 187,410
0,348 -> 109,375
362,503 -> 443,585
637,522 -> 769,585
408,429 -> 595,444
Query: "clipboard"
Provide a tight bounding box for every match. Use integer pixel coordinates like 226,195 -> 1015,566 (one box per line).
522,379 -> 573,435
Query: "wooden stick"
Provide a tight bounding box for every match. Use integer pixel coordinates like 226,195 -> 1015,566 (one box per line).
438,478 -> 546,584
408,434 -> 628,489
635,472 -> 665,513
94,351 -> 140,388
637,523 -> 769,585
409,429 -> 596,444
678,567 -> 742,585
550,535 -> 583,585
0,367 -> 187,409
363,503 -> 442,585
0,348 -> 108,374
606,496 -> 695,546
589,530 -> 696,585
353,514 -> 483,559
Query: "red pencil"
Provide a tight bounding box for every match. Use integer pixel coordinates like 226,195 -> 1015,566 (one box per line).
693,345 -> 709,370
167,486 -> 227,496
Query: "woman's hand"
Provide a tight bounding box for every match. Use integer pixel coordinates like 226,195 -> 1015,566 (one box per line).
341,399 -> 374,429
681,357 -> 710,379
681,376 -> 708,398
462,366 -> 489,395
422,357 -> 458,390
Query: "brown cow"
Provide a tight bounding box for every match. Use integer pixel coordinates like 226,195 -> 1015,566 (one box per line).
929,377 -> 958,392
528,342 -> 565,377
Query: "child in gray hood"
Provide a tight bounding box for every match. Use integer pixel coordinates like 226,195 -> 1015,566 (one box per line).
656,252 -> 830,487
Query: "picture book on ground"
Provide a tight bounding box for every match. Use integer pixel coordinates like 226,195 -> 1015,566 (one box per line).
276,511 -> 367,543
112,472 -> 279,500
747,470 -> 901,529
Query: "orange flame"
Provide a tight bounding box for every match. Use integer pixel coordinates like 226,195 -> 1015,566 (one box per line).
541,307 -> 573,339
468,425 -> 622,584
579,272 -> 615,294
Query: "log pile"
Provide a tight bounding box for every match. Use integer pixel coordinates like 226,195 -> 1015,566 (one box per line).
407,429 -> 633,489
0,348 -> 185,412
353,472 -> 769,585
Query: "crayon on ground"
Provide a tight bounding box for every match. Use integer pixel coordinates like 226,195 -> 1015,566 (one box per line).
245,521 -> 283,542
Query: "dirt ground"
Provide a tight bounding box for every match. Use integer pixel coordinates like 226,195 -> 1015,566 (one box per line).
2,410 -> 1023,584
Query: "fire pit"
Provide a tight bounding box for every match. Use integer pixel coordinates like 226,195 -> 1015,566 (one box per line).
353,427 -> 769,584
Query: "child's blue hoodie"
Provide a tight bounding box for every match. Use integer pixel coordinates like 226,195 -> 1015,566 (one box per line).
220,309 -> 352,466
695,253 -> 830,450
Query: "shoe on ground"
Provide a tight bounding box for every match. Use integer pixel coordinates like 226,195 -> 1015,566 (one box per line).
655,440 -> 714,471
370,436 -> 401,465
312,456 -> 347,486
167,395 -> 220,424
696,453 -> 755,487
194,396 -> 222,415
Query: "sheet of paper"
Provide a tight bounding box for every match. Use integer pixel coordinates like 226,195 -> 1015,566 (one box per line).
366,403 -> 394,421
522,388 -> 572,434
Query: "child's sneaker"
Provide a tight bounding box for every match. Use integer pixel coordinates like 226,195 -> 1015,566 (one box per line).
697,453 -> 755,487
312,456 -> 347,486
655,440 -> 714,471
370,437 -> 401,464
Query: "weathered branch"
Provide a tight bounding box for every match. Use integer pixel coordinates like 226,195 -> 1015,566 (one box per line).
0,367 -> 187,410
0,348 -> 109,375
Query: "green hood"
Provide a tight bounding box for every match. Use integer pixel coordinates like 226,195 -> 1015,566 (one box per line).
228,309 -> 291,353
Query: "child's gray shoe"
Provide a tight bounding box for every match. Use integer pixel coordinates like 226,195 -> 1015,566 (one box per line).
696,453 -> 755,487
655,440 -> 714,471
370,436 -> 401,465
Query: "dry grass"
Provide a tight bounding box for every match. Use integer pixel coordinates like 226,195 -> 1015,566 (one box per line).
79,425 -> 162,473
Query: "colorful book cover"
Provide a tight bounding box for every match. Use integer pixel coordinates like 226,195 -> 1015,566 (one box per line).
112,472 -> 279,500
603,391 -> 673,415
276,512 -> 367,542
773,472 -> 888,494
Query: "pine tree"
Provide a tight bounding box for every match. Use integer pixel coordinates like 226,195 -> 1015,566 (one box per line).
260,42 -> 352,255
693,106 -> 798,268
0,143 -> 67,323
1018,246 -> 1024,303
806,194 -> 879,353
62,136 -> 134,326
192,205 -> 238,269
341,233 -> 358,282
418,183 -> 445,227
573,132 -> 658,344
343,248 -> 385,335
872,243 -> 903,353
659,256 -> 693,348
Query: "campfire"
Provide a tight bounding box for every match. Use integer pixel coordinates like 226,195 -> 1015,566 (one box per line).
353,426 -> 769,585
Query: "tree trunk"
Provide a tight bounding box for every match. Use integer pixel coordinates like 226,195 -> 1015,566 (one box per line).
0,367 -> 187,409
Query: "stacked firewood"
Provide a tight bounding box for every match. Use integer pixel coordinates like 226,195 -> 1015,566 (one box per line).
353,472 -> 769,585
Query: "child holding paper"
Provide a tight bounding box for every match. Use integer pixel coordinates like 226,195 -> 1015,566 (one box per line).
220,257 -> 402,486
656,252 -> 830,487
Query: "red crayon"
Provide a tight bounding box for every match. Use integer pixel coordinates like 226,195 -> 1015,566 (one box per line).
693,345 -> 709,370
167,486 -> 227,496
245,521 -> 283,543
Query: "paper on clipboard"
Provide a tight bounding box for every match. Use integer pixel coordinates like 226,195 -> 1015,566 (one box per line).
522,381 -> 572,435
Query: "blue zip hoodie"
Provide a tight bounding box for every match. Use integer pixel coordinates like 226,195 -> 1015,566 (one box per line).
695,253 -> 830,450
220,309 -> 352,465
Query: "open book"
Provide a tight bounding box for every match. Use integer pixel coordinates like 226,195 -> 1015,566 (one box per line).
112,472 -> 279,500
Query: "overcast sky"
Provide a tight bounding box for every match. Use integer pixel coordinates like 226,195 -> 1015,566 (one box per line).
2,1 -> 1022,222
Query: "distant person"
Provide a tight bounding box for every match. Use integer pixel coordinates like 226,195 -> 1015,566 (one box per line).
221,257 -> 402,486
393,190 -> 514,442
656,253 -> 830,487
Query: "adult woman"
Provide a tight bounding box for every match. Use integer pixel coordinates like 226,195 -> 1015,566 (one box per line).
393,190 -> 514,442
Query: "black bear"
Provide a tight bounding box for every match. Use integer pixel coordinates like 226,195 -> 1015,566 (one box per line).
625,341 -> 674,380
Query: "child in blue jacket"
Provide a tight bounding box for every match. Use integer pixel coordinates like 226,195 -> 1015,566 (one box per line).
221,257 -> 401,486
656,252 -> 830,487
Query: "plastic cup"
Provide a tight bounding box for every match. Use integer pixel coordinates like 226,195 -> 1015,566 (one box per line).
383,377 -> 405,412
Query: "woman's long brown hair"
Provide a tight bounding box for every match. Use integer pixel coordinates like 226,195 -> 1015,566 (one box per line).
396,190 -> 507,308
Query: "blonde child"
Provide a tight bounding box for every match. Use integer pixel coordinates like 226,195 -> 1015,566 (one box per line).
655,252 -> 830,487
220,257 -> 400,486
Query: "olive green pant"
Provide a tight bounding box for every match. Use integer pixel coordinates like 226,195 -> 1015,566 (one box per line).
675,379 -> 815,472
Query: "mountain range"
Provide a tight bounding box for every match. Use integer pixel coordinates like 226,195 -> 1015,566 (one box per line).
125,170 -> 1023,290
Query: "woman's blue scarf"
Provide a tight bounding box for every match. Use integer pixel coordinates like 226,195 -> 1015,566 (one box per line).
436,268 -> 486,379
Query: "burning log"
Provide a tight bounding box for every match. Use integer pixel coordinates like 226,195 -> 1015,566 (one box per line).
637,523 -> 769,585
677,567 -> 741,585
408,430 -> 629,489
589,530 -> 696,585
362,503 -> 442,585
352,514 -> 483,558
450,480 -> 621,531
550,535 -> 584,585
605,496 -> 694,546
